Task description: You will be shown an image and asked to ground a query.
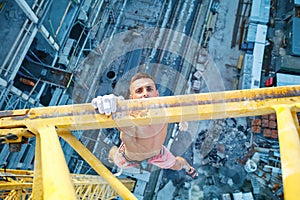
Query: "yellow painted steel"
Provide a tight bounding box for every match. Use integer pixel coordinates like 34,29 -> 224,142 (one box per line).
273,105 -> 300,200
59,131 -> 138,200
0,169 -> 33,199
291,109 -> 300,137
33,130 -> 43,199
1,85 -> 300,199
35,126 -> 76,200
1,85 -> 300,131
72,175 -> 135,199
0,169 -> 135,200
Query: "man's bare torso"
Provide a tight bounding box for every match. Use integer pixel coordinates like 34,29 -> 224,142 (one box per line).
120,123 -> 168,161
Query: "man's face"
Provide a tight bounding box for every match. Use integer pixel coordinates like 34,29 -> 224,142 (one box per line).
130,78 -> 159,99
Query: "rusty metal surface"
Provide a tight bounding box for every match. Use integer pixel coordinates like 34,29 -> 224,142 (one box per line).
1,85 -> 300,139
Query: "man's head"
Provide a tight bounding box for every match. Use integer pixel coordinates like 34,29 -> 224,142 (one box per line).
129,72 -> 159,99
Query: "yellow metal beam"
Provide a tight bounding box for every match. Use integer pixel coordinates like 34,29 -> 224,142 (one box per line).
1,85 -> 300,199
294,104 -> 300,137
33,128 -> 43,200
59,131 -> 138,200
0,169 -> 135,200
0,128 -> 33,143
273,105 -> 300,200
1,85 -> 300,132
34,126 -> 76,200
0,169 -> 33,199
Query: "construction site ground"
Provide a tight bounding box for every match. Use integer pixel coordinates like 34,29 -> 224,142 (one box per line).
156,0 -> 282,199
0,0 -> 290,199
156,0 -> 248,199
60,0 -> 284,199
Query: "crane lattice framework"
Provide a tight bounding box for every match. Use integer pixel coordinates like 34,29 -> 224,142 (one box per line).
0,169 -> 135,199
1,85 -> 300,200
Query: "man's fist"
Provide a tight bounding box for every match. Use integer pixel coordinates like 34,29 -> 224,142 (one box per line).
92,94 -> 124,116
179,121 -> 188,132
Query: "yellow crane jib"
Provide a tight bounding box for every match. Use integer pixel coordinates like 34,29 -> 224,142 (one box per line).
0,169 -> 135,199
0,85 -> 300,199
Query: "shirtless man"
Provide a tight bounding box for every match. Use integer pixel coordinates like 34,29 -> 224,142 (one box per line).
92,72 -> 198,178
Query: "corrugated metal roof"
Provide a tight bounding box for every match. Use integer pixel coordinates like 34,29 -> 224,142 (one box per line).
253,43 -> 265,64
255,24 -> 267,44
278,55 -> 300,73
240,50 -> 264,89
250,0 -> 271,24
276,73 -> 300,86
246,24 -> 267,44
292,17 -> 300,55
239,73 -> 252,89
251,43 -> 265,88
246,23 -> 257,43
242,54 -> 254,75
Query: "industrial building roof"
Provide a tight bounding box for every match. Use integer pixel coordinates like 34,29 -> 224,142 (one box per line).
250,0 -> 271,24
239,53 -> 254,89
251,43 -> 264,88
246,23 -> 258,43
292,17 -> 300,56
277,55 -> 300,74
246,23 -> 267,43
255,24 -> 267,44
276,73 -> 300,86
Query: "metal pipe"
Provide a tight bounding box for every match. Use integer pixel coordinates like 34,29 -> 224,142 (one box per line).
75,0 -> 108,69
35,82 -> 47,102
1,0 -> 45,75
0,19 -> 32,76
0,81 -> 13,109
27,78 -> 41,100
14,0 -> 38,23
291,110 -> 300,137
37,0 -> 53,28
40,26 -> 60,51
15,0 -> 59,51
5,23 -> 38,79
4,0 -> 46,78
73,30 -> 91,69
0,77 -> 7,87
55,0 -> 72,36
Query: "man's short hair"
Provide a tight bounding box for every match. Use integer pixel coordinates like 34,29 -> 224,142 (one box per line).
130,72 -> 155,85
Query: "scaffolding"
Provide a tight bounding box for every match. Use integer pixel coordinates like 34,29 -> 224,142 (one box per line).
1,85 -> 300,199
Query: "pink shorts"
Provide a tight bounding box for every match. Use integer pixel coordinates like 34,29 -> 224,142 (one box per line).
113,144 -> 176,169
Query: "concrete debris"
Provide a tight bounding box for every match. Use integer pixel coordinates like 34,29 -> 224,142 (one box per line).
244,159 -> 257,173
190,184 -> 204,200
181,113 -> 285,199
